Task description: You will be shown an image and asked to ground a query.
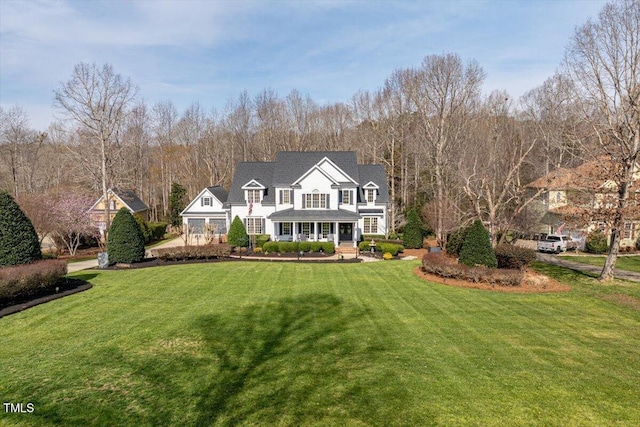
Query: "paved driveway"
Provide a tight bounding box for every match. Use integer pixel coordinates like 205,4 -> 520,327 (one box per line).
537,253 -> 640,282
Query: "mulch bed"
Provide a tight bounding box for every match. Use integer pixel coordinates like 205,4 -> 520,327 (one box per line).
413,266 -> 571,293
0,278 -> 92,318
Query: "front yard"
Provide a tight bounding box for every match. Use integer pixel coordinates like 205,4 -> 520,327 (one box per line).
1,261 -> 638,426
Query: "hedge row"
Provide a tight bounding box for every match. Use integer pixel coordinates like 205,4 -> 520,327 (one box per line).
262,241 -> 335,254
0,260 -> 67,305
358,241 -> 404,256
422,253 -> 524,286
494,244 -> 536,270
154,244 -> 232,261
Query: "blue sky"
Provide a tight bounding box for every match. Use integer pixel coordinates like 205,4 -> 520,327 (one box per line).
0,0 -> 607,130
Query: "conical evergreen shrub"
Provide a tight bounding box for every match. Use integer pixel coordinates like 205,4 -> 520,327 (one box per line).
403,209 -> 425,249
459,219 -> 497,268
0,190 -> 42,267
227,215 -> 249,247
108,208 -> 145,264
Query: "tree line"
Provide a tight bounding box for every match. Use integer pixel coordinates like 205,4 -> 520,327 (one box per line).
1,0 -> 637,281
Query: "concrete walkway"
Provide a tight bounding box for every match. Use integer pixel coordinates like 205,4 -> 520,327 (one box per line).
67,237 -> 186,273
537,253 -> 640,282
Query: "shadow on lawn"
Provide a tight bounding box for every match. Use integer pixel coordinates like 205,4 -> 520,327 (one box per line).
25,293 -> 410,426
190,293 -> 400,426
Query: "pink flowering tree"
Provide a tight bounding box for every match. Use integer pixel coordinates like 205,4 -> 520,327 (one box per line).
51,193 -> 99,256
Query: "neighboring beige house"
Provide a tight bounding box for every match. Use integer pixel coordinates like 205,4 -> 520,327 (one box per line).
527,158 -> 640,247
89,188 -> 149,234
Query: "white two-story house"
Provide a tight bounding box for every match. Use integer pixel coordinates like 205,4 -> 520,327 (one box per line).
183,151 -> 389,247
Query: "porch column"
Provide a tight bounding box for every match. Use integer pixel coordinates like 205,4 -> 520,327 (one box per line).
293,221 -> 298,241
315,221 -> 319,241
335,221 -> 339,245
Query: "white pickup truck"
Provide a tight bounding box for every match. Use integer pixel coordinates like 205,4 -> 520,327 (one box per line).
537,234 -> 577,253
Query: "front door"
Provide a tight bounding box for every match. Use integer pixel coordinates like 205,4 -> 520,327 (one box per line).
339,223 -> 353,242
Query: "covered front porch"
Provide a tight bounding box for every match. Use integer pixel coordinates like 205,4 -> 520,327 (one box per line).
268,209 -> 361,247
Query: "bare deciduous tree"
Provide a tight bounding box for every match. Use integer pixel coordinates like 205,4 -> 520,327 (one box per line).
564,0 -> 640,281
54,63 -> 138,235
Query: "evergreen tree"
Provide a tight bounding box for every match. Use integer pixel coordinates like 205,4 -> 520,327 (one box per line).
108,208 -> 145,263
168,183 -> 187,226
227,215 -> 249,247
403,209 -> 424,249
0,190 -> 42,266
459,219 -> 497,268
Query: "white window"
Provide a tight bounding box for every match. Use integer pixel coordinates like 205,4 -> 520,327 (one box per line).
624,221 -> 633,239
202,197 -> 212,206
301,222 -> 312,238
282,222 -> 291,235
321,222 -> 331,239
246,190 -> 261,204
303,192 -> 328,208
280,189 -> 291,204
342,190 -> 351,205
109,199 -> 116,210
246,217 -> 263,235
366,189 -> 375,203
364,217 -> 378,234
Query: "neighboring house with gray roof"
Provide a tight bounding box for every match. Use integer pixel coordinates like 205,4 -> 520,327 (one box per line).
183,151 -> 389,246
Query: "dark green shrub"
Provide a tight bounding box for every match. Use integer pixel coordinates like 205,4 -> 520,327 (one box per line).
586,230 -> 609,254
134,214 -> 152,243
0,260 -> 67,306
227,216 -> 249,248
255,234 -> 270,248
378,243 -> 404,256
358,240 -> 403,256
494,244 -> 536,269
0,190 -> 42,267
108,208 -> 145,264
261,241 -> 335,254
362,234 -> 385,240
446,226 -> 469,257
459,220 -> 497,268
168,183 -> 187,227
403,209 -> 424,249
148,222 -> 168,241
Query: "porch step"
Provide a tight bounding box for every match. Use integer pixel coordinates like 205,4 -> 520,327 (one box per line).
337,244 -> 358,254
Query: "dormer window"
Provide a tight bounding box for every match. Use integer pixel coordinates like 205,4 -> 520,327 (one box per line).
246,190 -> 262,204
366,189 -> 375,203
363,181 -> 379,204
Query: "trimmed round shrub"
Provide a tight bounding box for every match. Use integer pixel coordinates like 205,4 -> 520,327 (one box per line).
403,209 -> 424,249
585,230 -> 609,254
227,216 -> 249,248
459,220 -> 497,268
0,190 -> 42,267
494,244 -> 536,269
255,234 -> 270,248
108,208 -> 145,264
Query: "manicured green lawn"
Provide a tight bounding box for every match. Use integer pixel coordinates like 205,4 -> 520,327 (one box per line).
559,254 -> 640,272
1,261 -> 639,426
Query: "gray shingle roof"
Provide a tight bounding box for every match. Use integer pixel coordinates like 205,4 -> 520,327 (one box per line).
207,185 -> 228,203
227,162 -> 275,205
268,208 -> 362,221
272,151 -> 359,185
358,165 -> 389,204
112,188 -> 148,212
227,152 -> 388,206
